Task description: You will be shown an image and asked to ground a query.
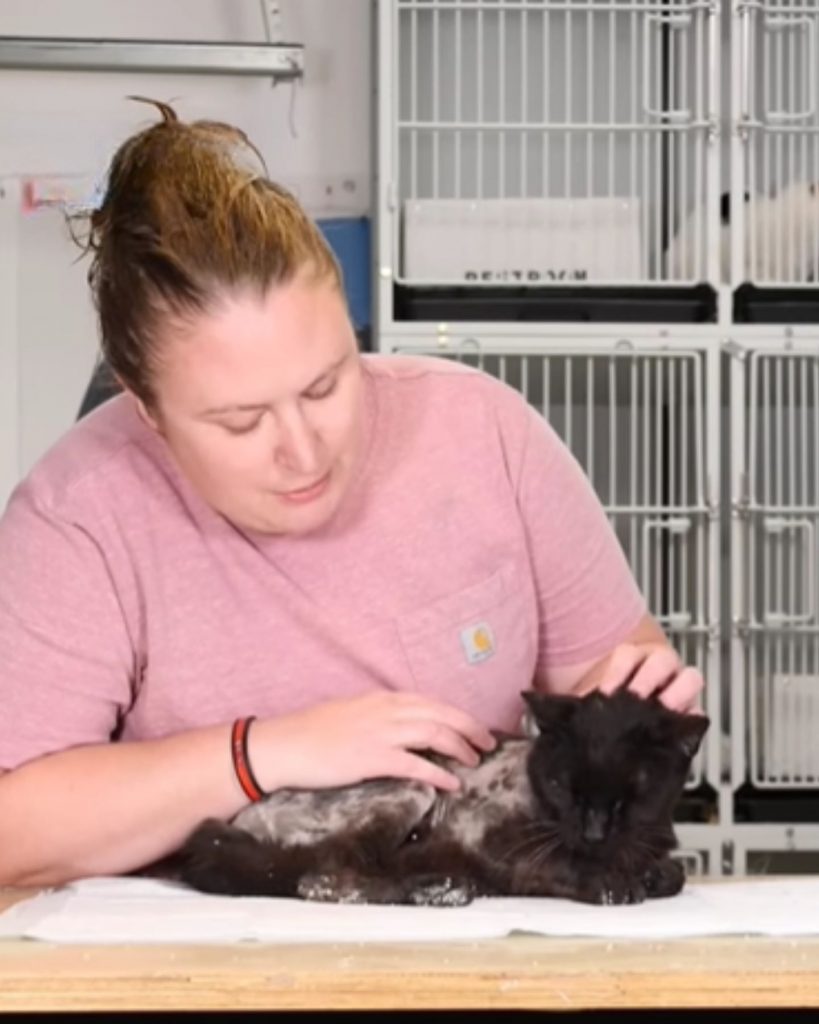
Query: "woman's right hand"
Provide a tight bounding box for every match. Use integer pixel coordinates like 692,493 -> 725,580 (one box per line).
251,691 -> 497,793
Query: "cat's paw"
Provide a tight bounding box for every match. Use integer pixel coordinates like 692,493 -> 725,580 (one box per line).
643,858 -> 685,899
407,876 -> 476,907
297,873 -> 368,904
297,871 -> 475,907
594,879 -> 647,906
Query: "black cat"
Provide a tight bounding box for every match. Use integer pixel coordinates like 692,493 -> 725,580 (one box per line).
171,688 -> 709,907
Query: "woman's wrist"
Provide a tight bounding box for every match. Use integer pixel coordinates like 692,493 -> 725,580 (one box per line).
239,713 -> 304,795
230,717 -> 268,802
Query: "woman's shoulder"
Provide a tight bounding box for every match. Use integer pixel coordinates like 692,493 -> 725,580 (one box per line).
13,394 -> 160,517
362,352 -> 529,418
361,353 -> 545,490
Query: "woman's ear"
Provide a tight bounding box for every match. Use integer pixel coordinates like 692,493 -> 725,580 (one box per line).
112,372 -> 161,434
133,395 -> 161,432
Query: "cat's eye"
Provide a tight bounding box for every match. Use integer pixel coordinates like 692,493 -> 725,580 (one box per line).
402,809 -> 434,847
634,768 -> 650,790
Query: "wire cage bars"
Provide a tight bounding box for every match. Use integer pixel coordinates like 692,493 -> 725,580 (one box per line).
391,341 -> 719,792
378,0 -> 719,325
736,347 -> 819,792
734,0 -> 819,287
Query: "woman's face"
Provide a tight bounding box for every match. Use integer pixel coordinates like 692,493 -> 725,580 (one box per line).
141,272 -> 365,536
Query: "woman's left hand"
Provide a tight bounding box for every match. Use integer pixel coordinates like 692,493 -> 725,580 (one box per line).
595,641 -> 704,713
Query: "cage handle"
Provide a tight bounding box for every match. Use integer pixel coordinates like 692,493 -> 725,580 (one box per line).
642,13 -> 693,123
642,517 -> 693,629
763,16 -> 816,124
762,517 -> 816,625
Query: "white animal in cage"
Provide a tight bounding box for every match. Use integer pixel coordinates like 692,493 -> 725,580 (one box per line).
766,673 -> 819,784
664,191 -> 742,284
665,181 -> 819,285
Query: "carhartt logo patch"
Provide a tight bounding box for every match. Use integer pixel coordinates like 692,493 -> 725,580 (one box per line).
460,622 -> 495,664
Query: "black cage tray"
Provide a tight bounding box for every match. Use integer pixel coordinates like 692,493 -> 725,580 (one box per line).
394,283 -> 718,324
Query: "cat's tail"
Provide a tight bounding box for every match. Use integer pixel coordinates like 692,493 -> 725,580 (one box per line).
172,817 -> 303,898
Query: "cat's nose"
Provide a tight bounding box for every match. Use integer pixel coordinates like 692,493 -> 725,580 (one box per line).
582,810 -> 608,843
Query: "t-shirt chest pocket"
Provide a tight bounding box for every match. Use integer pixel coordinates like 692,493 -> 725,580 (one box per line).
396,561 -> 536,706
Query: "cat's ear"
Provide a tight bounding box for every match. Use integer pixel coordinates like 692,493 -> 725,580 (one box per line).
521,690 -> 579,733
674,712 -> 710,760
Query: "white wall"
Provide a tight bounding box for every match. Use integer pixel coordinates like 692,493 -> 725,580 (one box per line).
0,0 -> 372,505
0,0 -> 372,210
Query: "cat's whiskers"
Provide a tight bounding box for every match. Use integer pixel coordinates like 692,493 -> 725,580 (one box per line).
498,833 -> 552,862
629,839 -> 666,864
516,820 -> 562,840
619,842 -> 662,881
635,822 -> 673,840
499,825 -> 562,865
629,824 -> 672,848
510,821 -> 565,859
522,835 -> 565,875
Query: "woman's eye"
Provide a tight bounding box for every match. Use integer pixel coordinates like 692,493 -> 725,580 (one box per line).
304,378 -> 337,401
222,419 -> 262,435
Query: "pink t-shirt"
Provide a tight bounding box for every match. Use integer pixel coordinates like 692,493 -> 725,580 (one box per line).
0,355 -> 645,771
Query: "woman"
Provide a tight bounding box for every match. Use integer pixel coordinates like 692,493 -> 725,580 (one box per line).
0,102 -> 703,886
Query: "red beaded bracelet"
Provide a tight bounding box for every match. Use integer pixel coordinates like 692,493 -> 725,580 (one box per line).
230,716 -> 267,803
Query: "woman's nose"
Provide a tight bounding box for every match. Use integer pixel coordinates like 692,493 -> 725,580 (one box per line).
275,407 -> 321,476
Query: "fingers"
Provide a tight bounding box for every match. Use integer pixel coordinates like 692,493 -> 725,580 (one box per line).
393,720 -> 482,769
657,665 -> 706,714
626,646 -> 683,699
387,749 -> 462,792
392,694 -> 497,753
597,643 -> 646,695
598,643 -> 704,713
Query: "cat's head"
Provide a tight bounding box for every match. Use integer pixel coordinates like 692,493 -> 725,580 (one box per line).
521,688 -> 709,859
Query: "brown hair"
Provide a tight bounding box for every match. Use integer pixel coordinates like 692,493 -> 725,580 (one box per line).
74,99 -> 341,406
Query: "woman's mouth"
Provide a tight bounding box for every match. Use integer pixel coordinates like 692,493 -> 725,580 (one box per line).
276,471 -> 331,505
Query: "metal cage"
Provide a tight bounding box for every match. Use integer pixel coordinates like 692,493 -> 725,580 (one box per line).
673,827 -> 728,874
674,847 -> 710,875
732,342 -> 819,792
388,339 -> 721,792
733,0 -> 819,287
373,0 -> 819,865
730,825 -> 819,872
377,0 -> 720,322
